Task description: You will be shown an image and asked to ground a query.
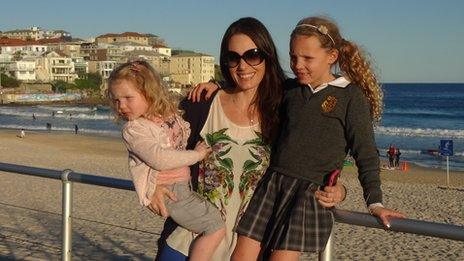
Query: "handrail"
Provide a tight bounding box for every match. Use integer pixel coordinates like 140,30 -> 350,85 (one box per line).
1,162 -> 463,261
332,209 -> 464,241
0,162 -> 135,190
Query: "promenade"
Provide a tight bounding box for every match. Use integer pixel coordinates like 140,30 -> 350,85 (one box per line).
0,130 -> 463,260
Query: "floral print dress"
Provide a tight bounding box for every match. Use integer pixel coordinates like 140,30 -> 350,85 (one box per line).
166,94 -> 270,261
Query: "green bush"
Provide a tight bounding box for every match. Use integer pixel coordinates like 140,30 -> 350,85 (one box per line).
0,73 -> 21,88
75,73 -> 102,90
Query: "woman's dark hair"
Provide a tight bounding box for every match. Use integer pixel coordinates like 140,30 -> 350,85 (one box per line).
220,17 -> 286,144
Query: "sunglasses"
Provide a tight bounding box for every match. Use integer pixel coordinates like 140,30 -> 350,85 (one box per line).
223,48 -> 265,68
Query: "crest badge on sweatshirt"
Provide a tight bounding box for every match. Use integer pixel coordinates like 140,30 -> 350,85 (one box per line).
322,95 -> 337,113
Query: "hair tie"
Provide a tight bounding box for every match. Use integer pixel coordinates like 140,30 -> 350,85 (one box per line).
129,62 -> 143,72
295,24 -> 336,46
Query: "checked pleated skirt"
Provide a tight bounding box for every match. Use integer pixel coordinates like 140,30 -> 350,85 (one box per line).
235,169 -> 334,252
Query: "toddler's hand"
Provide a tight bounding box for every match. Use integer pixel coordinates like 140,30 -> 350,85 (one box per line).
194,141 -> 212,160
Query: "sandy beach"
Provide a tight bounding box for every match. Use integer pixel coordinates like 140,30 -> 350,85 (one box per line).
0,129 -> 463,260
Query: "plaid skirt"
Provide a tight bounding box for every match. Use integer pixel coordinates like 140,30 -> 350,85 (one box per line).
235,169 -> 334,252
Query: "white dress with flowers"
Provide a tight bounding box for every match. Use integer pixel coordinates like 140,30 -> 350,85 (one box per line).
166,94 -> 270,260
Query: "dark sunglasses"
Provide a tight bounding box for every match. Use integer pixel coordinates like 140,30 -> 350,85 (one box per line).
223,48 -> 265,68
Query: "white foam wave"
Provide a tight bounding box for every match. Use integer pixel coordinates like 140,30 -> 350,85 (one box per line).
384,108 -> 459,117
0,108 -> 113,120
375,126 -> 464,139
37,105 -> 98,112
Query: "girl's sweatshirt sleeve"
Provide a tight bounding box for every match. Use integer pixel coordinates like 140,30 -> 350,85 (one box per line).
122,120 -> 203,171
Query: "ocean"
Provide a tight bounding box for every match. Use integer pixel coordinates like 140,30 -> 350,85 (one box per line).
1,83 -> 463,171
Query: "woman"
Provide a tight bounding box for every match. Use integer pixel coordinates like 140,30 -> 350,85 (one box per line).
150,17 -> 346,261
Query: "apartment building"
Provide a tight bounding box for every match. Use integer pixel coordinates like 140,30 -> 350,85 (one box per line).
153,44 -> 171,57
88,60 -> 117,79
96,32 -> 149,45
47,42 -> 81,58
170,51 -> 215,86
7,60 -> 37,81
0,38 -> 48,56
0,27 -> 70,41
36,51 -> 78,82
125,50 -> 170,76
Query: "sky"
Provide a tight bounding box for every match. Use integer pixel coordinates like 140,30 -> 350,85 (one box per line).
1,0 -> 463,83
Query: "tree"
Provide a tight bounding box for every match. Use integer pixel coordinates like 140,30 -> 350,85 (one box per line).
0,73 -> 21,87
74,73 -> 102,91
214,64 -> 223,81
12,51 -> 24,61
52,80 -> 71,93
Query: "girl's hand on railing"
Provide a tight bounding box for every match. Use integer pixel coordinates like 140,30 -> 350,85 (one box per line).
187,82 -> 220,102
369,206 -> 406,229
147,184 -> 178,218
315,182 -> 347,208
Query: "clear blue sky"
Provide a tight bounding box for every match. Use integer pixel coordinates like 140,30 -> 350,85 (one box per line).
1,0 -> 463,83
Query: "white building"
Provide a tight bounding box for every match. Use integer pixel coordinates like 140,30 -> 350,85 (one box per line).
153,45 -> 171,57
0,44 -> 48,56
8,60 -> 36,81
36,51 -> 78,82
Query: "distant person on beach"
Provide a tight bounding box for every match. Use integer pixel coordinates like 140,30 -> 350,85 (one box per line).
18,129 -> 25,138
387,145 -> 395,168
52,111 -> 55,118
395,148 -> 402,168
153,17 -> 347,261
190,16 -> 405,260
108,60 -> 225,261
32,113 -> 36,120
74,124 -> 79,134
46,123 -> 51,132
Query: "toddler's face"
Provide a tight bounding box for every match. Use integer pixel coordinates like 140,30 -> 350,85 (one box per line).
110,79 -> 149,121
289,35 -> 337,87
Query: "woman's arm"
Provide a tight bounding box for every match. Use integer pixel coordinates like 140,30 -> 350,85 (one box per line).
188,81 -> 221,102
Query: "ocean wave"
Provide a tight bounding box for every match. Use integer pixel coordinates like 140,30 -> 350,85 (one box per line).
37,105 -> 98,112
375,126 -> 464,139
0,108 -> 113,120
383,109 -> 462,117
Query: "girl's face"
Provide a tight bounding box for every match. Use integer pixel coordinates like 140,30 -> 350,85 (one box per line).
227,34 -> 266,91
110,79 -> 149,121
290,35 -> 337,87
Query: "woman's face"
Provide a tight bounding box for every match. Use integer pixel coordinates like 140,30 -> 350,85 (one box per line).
227,34 -> 266,91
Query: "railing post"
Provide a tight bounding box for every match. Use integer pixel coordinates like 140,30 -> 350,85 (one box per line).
319,229 -> 333,261
61,169 -> 73,261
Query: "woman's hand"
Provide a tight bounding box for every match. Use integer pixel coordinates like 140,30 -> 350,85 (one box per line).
188,82 -> 220,102
147,184 -> 178,218
315,182 -> 346,208
369,206 -> 406,229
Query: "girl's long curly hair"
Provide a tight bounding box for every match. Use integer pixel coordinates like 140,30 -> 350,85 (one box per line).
291,16 -> 383,123
107,60 -> 178,121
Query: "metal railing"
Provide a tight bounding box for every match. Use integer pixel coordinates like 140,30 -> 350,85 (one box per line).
1,162 -> 463,261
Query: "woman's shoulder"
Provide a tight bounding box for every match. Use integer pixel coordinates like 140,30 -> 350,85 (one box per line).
179,90 -> 219,111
